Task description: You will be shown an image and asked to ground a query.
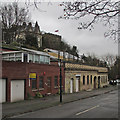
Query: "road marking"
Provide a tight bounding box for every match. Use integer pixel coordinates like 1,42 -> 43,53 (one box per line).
76,105 -> 99,116
11,111 -> 36,118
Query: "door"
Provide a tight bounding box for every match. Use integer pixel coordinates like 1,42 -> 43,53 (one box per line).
70,78 -> 74,93
76,77 -> 79,92
70,80 -> 73,93
0,79 -> 6,103
47,77 -> 51,94
98,76 -> 100,88
94,77 -> 96,89
11,80 -> 24,102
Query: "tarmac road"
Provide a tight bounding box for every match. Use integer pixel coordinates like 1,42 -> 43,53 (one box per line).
13,89 -> 119,118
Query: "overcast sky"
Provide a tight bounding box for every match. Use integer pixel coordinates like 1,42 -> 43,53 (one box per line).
1,2 -> 118,57
28,2 -> 118,57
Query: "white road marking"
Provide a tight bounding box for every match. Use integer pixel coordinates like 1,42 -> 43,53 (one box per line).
76,105 -> 100,116
10,111 -> 35,118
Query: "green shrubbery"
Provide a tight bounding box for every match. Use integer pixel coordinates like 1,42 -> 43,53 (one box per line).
35,92 -> 43,98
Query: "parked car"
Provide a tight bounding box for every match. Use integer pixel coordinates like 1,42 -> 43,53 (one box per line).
116,79 -> 120,85
109,80 -> 117,85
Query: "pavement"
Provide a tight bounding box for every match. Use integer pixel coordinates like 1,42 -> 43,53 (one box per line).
2,85 -> 118,119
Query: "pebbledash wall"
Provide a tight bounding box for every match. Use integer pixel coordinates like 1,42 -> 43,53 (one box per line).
2,61 -> 65,102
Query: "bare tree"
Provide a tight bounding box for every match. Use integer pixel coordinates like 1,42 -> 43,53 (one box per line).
0,2 -> 30,43
1,2 -> 29,29
101,53 -> 117,68
12,1 -> 120,41
59,0 -> 120,41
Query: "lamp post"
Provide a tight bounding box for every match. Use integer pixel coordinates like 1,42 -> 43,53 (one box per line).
55,33 -> 62,103
58,59 -> 62,103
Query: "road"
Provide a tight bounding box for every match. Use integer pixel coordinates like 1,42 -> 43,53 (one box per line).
12,90 -> 118,118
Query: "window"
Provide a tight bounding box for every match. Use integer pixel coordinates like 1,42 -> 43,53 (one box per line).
32,79 -> 37,89
15,57 -> 22,61
29,54 -> 33,62
47,77 -> 51,87
2,54 -> 8,58
9,57 -> 15,61
9,53 -> 14,57
87,75 -> 89,85
40,55 -> 45,63
45,56 -> 50,64
24,54 -> 28,62
83,76 -> 85,85
15,53 -> 22,57
3,58 -> 9,61
39,76 -> 44,88
91,75 -> 92,84
35,55 -> 39,63
54,76 -> 58,87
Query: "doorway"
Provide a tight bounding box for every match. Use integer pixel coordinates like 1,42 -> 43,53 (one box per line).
47,77 -> 51,94
98,76 -> 100,88
94,76 -> 97,89
76,76 -> 80,92
70,78 -> 74,93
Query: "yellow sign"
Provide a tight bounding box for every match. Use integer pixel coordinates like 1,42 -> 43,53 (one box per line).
29,73 -> 36,80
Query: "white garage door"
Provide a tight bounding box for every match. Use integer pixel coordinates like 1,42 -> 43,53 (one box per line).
0,79 -> 6,103
11,80 -> 24,102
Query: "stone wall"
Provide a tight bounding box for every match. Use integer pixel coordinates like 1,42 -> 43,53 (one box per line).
65,63 -> 108,93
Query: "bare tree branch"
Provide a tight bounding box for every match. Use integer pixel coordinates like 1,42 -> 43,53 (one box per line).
0,2 -> 30,43
59,0 -> 120,41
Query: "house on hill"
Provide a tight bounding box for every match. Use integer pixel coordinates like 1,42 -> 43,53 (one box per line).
16,22 -> 42,48
2,21 -> 42,48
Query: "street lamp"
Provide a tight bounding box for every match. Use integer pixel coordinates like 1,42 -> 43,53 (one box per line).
58,58 -> 62,103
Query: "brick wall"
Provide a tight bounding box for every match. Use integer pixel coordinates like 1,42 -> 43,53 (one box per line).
2,61 -> 65,102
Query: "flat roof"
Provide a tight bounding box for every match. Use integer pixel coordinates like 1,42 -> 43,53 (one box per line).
2,49 -> 50,57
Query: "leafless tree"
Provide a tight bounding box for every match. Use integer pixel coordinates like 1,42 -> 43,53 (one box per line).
1,2 -> 30,29
0,2 -> 30,43
101,53 -> 117,68
58,0 -> 120,41
9,1 -> 120,42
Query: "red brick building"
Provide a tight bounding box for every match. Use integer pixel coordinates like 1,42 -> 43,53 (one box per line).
2,61 -> 65,102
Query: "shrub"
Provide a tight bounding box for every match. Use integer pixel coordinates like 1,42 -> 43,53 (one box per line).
35,92 -> 43,98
